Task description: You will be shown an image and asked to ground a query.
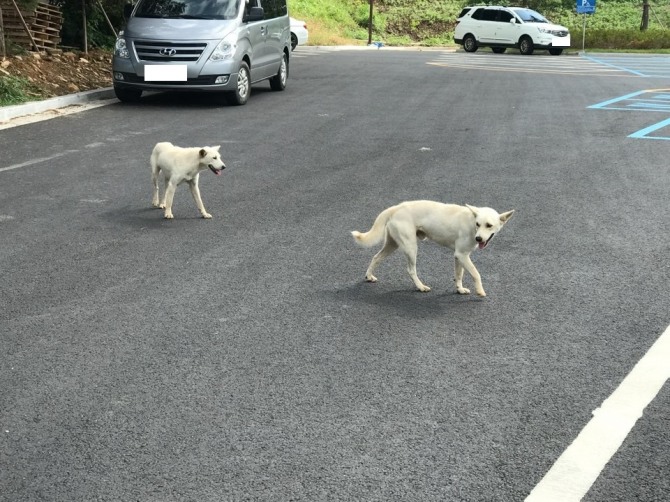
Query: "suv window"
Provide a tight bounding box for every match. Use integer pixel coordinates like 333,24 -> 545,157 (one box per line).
457,7 -> 472,19
498,10 -> 513,22
480,8 -> 499,22
261,0 -> 287,18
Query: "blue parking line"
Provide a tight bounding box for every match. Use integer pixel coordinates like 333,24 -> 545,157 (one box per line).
589,90 -> 645,110
629,117 -> 670,140
582,55 -> 648,76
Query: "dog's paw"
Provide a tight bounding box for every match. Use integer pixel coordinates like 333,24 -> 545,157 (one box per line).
476,289 -> 487,297
159,203 -> 166,209
164,213 -> 174,219
201,212 -> 212,219
151,201 -> 160,208
417,285 -> 431,292
365,274 -> 378,283
457,287 -> 471,295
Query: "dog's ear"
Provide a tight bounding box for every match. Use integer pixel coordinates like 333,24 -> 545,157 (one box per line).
465,204 -> 478,216
199,149 -> 207,158
213,145 -> 221,152
499,210 -> 515,223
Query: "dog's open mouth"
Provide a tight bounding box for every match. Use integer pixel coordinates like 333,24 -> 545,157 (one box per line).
479,234 -> 494,249
209,165 -> 223,176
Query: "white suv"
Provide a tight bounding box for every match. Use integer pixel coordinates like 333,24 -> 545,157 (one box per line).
454,6 -> 570,55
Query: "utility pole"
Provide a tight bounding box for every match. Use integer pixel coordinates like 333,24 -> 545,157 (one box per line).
368,0 -> 373,45
641,0 -> 650,30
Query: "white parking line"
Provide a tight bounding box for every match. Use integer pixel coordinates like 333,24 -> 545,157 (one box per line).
0,150 -> 79,173
526,324 -> 670,501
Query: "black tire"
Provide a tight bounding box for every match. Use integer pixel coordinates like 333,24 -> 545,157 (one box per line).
548,48 -> 563,56
291,33 -> 298,51
227,61 -> 251,106
519,36 -> 534,55
491,47 -> 506,54
463,34 -> 478,53
269,52 -> 288,91
114,86 -> 142,103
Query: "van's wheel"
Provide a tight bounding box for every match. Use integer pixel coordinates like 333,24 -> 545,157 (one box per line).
114,86 -> 142,103
463,34 -> 478,53
519,36 -> 534,55
491,47 -> 506,54
269,52 -> 288,91
548,48 -> 563,55
227,61 -> 250,105
291,33 -> 298,51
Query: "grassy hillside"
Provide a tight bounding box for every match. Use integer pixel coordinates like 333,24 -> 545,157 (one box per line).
289,0 -> 670,49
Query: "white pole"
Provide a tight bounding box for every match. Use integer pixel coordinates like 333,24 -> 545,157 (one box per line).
582,14 -> 586,52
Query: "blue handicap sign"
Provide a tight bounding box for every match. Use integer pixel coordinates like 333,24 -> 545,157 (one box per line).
577,0 -> 596,14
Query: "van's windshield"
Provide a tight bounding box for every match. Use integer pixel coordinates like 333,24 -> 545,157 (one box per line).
134,0 -> 241,20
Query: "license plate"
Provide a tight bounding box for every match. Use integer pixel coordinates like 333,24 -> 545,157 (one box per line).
552,35 -> 570,47
144,65 -> 187,82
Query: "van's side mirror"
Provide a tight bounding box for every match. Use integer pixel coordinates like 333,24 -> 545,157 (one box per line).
244,6 -> 264,22
510,18 -> 517,24
123,3 -> 134,20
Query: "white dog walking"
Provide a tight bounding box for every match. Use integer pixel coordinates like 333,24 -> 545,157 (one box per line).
351,201 -> 514,296
150,142 -> 226,219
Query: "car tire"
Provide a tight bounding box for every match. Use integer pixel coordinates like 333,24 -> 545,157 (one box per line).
227,61 -> 251,106
491,47 -> 506,54
519,36 -> 534,55
463,34 -> 478,53
548,48 -> 563,56
114,86 -> 142,103
269,52 -> 288,91
291,33 -> 298,51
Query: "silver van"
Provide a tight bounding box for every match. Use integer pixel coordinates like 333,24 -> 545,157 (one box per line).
112,0 -> 290,105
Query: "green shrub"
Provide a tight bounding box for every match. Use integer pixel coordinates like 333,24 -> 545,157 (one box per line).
0,75 -> 42,106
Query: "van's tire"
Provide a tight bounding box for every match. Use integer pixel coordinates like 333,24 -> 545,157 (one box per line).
291,33 -> 298,51
114,86 -> 142,103
463,34 -> 478,53
491,47 -> 506,54
548,48 -> 563,56
269,53 -> 288,91
519,36 -> 534,55
227,61 -> 251,105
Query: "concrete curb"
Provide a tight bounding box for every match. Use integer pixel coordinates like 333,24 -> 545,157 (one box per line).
0,87 -> 116,123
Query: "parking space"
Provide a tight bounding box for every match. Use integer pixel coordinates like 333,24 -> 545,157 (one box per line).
582,54 -> 670,78
590,89 -> 670,140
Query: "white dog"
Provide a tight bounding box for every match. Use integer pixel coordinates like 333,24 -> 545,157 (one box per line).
150,142 -> 226,219
351,201 -> 514,296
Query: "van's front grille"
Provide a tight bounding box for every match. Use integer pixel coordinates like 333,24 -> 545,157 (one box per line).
119,73 -> 218,85
133,41 -> 208,62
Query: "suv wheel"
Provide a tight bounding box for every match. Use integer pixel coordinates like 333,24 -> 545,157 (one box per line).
519,36 -> 534,55
548,48 -> 563,56
269,52 -> 288,91
491,47 -> 506,54
463,34 -> 478,53
227,61 -> 251,105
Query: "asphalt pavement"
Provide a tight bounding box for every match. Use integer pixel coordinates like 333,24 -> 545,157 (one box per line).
1,47 -> 669,501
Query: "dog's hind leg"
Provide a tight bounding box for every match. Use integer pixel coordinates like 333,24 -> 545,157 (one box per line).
454,256 -> 470,295
187,178 -> 212,219
162,182 -> 177,219
151,166 -> 161,207
388,221 -> 430,292
455,252 -> 485,297
365,235 -> 398,283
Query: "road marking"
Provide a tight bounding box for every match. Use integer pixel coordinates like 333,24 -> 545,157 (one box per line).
629,117 -> 670,140
526,324 -> 670,501
0,150 -> 79,173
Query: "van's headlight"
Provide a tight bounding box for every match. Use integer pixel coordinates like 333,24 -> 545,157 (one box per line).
209,33 -> 237,61
114,37 -> 129,58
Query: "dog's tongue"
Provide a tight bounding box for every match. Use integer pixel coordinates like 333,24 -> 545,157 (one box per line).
214,170 -> 221,176
478,242 -> 486,249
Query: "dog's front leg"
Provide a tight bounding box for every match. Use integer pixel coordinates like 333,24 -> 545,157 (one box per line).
455,253 -> 486,297
162,182 -> 177,219
187,179 -> 212,219
454,257 -> 470,295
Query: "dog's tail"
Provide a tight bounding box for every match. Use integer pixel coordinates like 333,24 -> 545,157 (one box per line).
351,205 -> 399,247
